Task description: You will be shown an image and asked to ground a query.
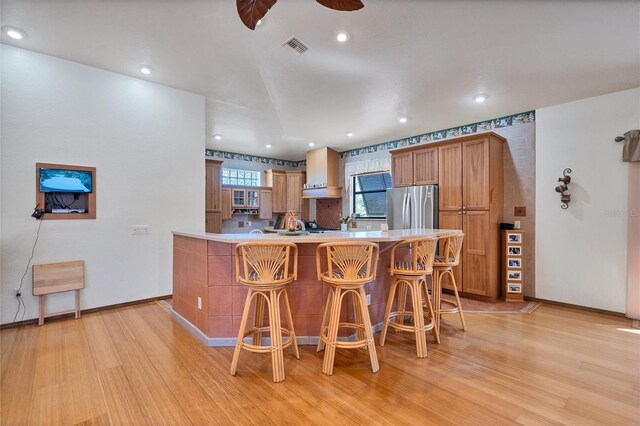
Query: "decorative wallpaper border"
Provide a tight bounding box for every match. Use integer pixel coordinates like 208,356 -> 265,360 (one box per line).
204,149 -> 306,168
205,110 -> 535,164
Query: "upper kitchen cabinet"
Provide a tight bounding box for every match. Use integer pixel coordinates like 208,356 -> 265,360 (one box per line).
391,152 -> 413,187
391,147 -> 438,187
205,159 -> 223,233
205,160 -> 223,212
265,169 -> 287,213
437,136 -> 503,212
438,143 -> 463,210
413,147 -> 438,185
286,171 -> 306,215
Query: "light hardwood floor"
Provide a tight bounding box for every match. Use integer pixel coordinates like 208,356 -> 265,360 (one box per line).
1,302 -> 639,425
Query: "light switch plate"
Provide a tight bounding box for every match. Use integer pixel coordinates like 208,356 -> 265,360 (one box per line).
131,225 -> 149,235
366,294 -> 371,305
197,297 -> 202,310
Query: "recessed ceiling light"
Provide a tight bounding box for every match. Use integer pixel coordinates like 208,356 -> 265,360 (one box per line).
214,134 -> 222,140
346,132 -> 354,137
308,142 -> 315,147
265,144 -> 272,148
399,117 -> 408,124
138,65 -> 152,75
4,26 -> 26,40
474,94 -> 488,103
336,32 -> 349,43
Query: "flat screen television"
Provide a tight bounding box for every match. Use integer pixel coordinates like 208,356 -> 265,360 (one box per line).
39,168 -> 93,193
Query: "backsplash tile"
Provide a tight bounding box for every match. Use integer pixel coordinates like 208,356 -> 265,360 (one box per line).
315,199 -> 342,229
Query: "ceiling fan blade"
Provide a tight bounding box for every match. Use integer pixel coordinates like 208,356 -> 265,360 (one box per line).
237,0 -> 278,30
315,0 -> 364,12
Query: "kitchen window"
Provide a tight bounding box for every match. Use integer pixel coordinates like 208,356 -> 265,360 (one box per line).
222,168 -> 261,186
352,172 -> 392,219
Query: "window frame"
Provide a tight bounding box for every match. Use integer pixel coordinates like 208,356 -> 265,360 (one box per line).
351,171 -> 391,220
221,168 -> 261,187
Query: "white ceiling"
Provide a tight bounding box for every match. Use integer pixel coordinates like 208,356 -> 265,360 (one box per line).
2,0 -> 639,160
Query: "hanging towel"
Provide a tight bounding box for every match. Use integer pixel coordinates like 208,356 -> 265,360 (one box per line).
623,129 -> 640,162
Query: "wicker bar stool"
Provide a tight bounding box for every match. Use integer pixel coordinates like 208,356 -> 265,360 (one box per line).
431,233 -> 466,334
316,241 -> 379,376
379,237 -> 440,358
230,242 -> 300,383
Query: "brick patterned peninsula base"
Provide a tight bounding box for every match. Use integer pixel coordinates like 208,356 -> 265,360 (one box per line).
172,229 -> 460,346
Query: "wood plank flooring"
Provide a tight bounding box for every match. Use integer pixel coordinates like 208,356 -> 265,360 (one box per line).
1,302 -> 639,425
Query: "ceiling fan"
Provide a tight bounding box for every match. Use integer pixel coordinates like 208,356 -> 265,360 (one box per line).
237,0 -> 364,30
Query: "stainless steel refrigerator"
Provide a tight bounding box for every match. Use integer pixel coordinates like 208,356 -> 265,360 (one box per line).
386,185 -> 438,230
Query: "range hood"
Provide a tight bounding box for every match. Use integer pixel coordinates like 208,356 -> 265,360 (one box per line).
302,147 -> 343,199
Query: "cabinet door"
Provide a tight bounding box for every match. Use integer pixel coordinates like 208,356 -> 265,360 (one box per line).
462,139 -> 490,210
391,152 -> 413,187
246,190 -> 259,207
259,189 -> 273,220
272,173 -> 287,213
462,210 -> 489,296
206,212 -> 222,234
413,147 -> 438,185
286,173 -> 302,213
205,161 -> 222,212
232,189 -> 246,208
438,143 -> 463,211
438,211 -> 463,291
221,188 -> 232,220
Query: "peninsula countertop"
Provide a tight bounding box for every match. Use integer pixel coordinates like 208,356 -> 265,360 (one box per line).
172,228 -> 462,244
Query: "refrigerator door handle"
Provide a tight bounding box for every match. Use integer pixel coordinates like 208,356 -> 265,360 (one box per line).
401,193 -> 407,229
406,193 -> 412,229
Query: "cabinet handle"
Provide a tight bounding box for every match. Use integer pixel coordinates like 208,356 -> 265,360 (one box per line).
458,212 -> 462,215
462,206 -> 466,210
462,211 -> 466,214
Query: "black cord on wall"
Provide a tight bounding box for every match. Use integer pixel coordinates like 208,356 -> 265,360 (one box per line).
12,215 -> 44,323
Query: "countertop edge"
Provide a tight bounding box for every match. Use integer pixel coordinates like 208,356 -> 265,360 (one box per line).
172,229 -> 462,243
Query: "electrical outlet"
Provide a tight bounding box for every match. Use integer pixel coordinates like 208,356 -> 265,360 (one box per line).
268,220 -> 274,226
514,220 -> 521,229
246,221 -> 252,226
197,297 -> 202,310
15,288 -> 21,298
366,225 -> 372,230
131,225 -> 149,235
238,221 -> 244,228
366,294 -> 371,305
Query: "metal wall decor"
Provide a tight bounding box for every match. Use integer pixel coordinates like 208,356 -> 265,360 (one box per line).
554,168 -> 572,209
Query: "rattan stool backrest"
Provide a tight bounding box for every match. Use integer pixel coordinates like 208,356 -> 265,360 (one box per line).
315,241 -> 379,283
435,234 -> 464,267
235,241 -> 298,285
388,237 -> 438,276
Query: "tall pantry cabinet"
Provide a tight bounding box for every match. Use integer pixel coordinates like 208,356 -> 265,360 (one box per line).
391,133 -> 504,299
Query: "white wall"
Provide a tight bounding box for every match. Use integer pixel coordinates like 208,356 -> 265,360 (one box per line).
1,45 -> 205,324
536,88 -> 640,313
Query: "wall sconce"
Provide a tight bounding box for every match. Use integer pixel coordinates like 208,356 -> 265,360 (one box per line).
554,168 -> 572,210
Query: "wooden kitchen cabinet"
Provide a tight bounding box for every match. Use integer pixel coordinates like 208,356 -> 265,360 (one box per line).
286,171 -> 307,216
265,170 -> 287,213
413,147 -> 438,185
391,147 -> 438,187
438,143 -> 463,211
391,152 -> 413,187
205,159 -> 223,233
259,189 -> 273,220
221,188 -> 232,220
393,133 -> 503,299
206,212 -> 222,234
205,160 -> 222,212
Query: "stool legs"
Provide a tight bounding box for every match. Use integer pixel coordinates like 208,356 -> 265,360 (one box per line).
318,286 -> 379,376
230,287 -> 298,383
380,276 -> 439,358
433,268 -> 467,332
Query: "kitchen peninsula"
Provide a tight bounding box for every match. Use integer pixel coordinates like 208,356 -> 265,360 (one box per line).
172,229 -> 461,345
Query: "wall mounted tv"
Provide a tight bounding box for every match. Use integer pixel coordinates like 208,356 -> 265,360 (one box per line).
39,168 -> 93,193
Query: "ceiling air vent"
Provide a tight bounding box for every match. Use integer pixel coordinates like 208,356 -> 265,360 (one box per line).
283,36 -> 309,55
